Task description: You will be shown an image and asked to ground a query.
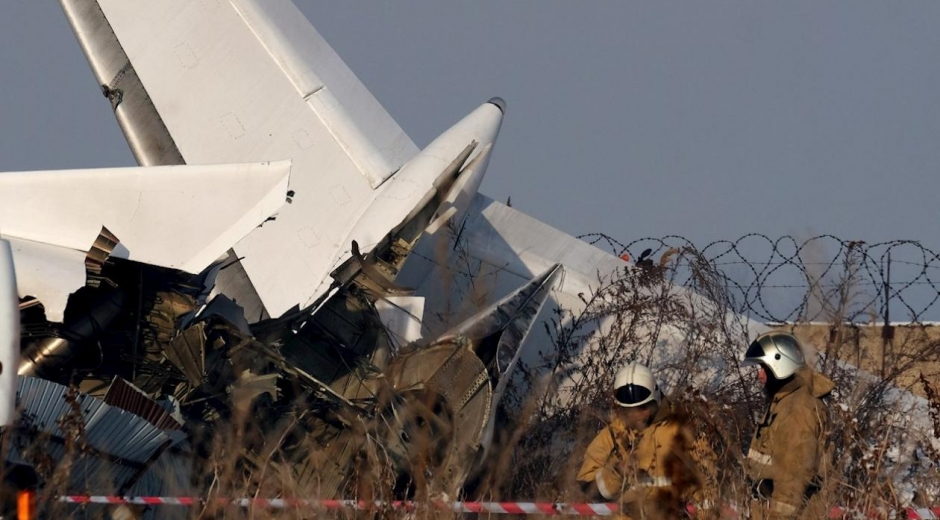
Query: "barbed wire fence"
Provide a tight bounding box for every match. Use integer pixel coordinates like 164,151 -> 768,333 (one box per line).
579,233 -> 940,325
480,233 -> 940,508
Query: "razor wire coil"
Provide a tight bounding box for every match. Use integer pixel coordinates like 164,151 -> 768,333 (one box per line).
579,233 -> 940,324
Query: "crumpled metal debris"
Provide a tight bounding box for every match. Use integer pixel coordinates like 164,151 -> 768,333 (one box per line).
4,175 -> 561,503
229,369 -> 279,414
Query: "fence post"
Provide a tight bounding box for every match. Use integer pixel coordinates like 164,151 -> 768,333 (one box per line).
881,252 -> 894,376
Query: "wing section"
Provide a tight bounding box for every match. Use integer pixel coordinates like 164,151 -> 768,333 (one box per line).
0,162 -> 290,274
230,0 -> 417,185
60,0 -> 416,179
60,0 -> 185,166
61,0 -> 421,318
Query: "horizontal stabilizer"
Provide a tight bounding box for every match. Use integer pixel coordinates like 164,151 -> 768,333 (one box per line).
0,161 -> 291,274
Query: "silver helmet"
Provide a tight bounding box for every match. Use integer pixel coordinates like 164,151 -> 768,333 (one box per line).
741,331 -> 806,379
613,362 -> 662,408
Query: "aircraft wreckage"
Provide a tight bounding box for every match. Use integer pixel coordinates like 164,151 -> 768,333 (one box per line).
2,231 -> 561,501
0,0 -> 609,505
0,120 -> 563,500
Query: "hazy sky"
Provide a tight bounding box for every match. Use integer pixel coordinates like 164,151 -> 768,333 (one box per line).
1,1 -> 939,253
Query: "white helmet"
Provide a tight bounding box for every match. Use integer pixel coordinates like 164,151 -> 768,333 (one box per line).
741,331 -> 806,380
613,362 -> 662,408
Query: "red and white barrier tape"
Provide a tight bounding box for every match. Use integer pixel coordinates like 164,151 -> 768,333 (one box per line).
58,497 -> 618,515
56,497 -> 940,518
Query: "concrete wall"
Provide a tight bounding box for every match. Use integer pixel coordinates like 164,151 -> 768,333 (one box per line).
769,322 -> 940,398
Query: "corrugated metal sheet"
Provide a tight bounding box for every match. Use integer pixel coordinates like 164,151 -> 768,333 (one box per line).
103,377 -> 182,431
8,377 -> 188,494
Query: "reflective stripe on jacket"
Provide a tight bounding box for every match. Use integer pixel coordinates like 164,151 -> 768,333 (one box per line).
746,368 -> 834,519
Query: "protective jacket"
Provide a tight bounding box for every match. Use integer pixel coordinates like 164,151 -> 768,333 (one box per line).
746,367 -> 834,519
577,398 -> 702,519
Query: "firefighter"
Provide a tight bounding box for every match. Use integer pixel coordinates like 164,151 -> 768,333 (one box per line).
741,331 -> 834,520
577,362 -> 702,519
